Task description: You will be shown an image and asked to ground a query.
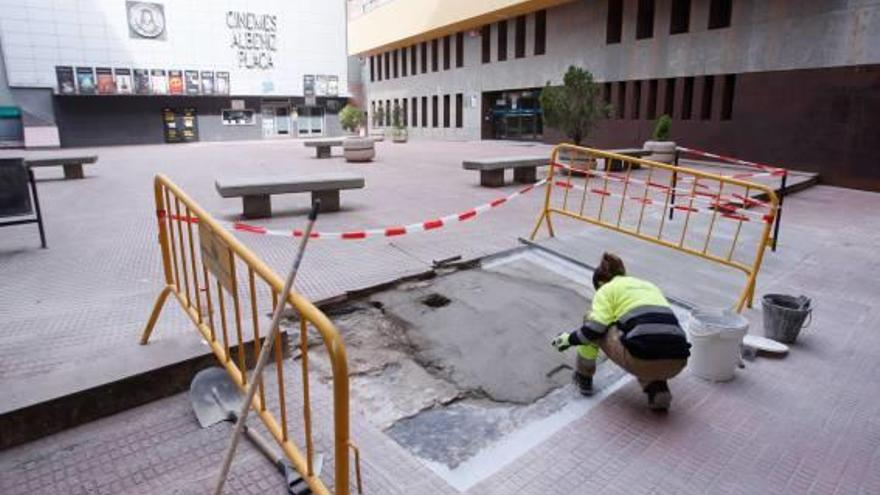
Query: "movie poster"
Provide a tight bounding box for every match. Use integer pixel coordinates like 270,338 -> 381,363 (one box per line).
162,107 -> 180,143
76,67 -> 96,94
180,107 -> 199,142
303,75 -> 315,97
134,69 -> 151,94
151,69 -> 167,94
168,70 -> 184,95
215,72 -> 230,95
55,66 -> 76,95
114,68 -> 133,94
96,67 -> 116,94
184,70 -> 200,95
315,75 -> 328,96
200,71 -> 214,95
328,75 -> 339,97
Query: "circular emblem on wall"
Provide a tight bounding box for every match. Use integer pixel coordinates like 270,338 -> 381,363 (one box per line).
128,2 -> 166,39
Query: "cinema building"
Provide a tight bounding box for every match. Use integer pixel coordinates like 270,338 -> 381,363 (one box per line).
0,0 -> 350,147
350,0 -> 880,190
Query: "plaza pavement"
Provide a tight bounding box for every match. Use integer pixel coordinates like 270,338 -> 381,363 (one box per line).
1,138 -> 878,494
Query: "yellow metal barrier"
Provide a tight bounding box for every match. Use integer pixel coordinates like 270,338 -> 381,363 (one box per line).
530,144 -> 779,312
141,174 -> 356,495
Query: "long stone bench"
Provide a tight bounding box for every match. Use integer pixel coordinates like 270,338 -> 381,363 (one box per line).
462,156 -> 548,187
26,154 -> 98,179
215,172 -> 365,218
303,139 -> 344,158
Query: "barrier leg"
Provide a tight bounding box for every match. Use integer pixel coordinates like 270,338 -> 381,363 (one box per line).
140,285 -> 175,345
529,210 -> 554,240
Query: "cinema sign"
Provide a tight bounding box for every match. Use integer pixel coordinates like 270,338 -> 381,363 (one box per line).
226,11 -> 278,70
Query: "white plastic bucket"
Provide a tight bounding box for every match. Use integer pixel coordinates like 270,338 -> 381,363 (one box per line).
686,308 -> 749,382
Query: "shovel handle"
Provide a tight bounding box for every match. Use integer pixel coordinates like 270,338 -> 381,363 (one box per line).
242,425 -> 284,465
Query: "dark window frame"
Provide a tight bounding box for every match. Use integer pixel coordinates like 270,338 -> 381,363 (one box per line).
603,82 -> 612,108
682,76 -> 694,120
411,45 -> 417,74
421,42 -> 428,73
369,56 -> 375,82
393,49 -> 399,78
670,0 -> 690,35
514,15 -> 526,58
443,36 -> 451,70
481,25 -> 491,63
421,96 -> 428,127
636,0 -> 655,40
708,0 -> 732,29
664,78 -> 676,116
402,99 -> 408,126
456,32 -> 464,67
384,52 -> 390,80
534,10 -> 547,55
647,79 -> 658,120
455,93 -> 463,128
701,75 -> 715,120
385,99 -> 391,126
431,39 -> 439,72
632,80 -> 642,119
607,0 -> 623,44
401,48 -> 408,77
616,81 -> 626,119
721,74 -> 736,120
432,95 -> 439,127
443,94 -> 451,128
411,96 -> 418,126
497,20 -> 508,61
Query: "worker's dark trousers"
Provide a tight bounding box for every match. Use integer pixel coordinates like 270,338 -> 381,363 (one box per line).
576,327 -> 687,389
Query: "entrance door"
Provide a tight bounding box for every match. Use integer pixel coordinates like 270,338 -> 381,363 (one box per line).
275,107 -> 290,135
261,107 -> 276,137
296,106 -> 324,136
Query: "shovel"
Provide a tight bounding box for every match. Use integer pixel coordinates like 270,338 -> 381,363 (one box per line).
190,367 -> 323,494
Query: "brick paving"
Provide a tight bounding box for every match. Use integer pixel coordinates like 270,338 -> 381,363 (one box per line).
1,139 -> 878,493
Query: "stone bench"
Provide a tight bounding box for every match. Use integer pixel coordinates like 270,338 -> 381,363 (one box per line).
26,154 -> 98,179
303,139 -> 344,159
215,173 -> 365,218
462,156 -> 548,187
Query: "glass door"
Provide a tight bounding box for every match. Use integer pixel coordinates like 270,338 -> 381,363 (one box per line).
275,107 -> 290,135
297,107 -> 324,136
261,107 -> 276,137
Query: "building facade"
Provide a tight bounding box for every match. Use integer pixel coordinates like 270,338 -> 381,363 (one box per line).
0,0 -> 350,147
350,0 -> 880,190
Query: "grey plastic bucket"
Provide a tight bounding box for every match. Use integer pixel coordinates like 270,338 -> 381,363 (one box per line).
762,294 -> 812,344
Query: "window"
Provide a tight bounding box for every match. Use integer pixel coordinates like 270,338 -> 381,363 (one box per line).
411,45 -> 417,74
432,95 -> 439,127
497,20 -> 508,61
647,79 -> 658,120
670,0 -> 690,34
708,0 -> 732,29
607,0 -> 623,44
701,75 -> 714,120
664,78 -> 675,116
371,101 -> 375,123
369,56 -> 375,82
632,80 -> 642,119
421,96 -> 428,127
455,93 -> 463,128
721,74 -> 736,120
443,94 -> 450,127
616,81 -> 626,119
376,55 -> 382,81
402,48 -> 408,77
481,25 -> 491,63
402,99 -> 408,126
443,36 -> 451,70
421,42 -> 428,73
603,82 -> 612,107
431,39 -> 439,72
411,97 -> 418,125
384,52 -> 390,80
393,50 -> 399,78
386,99 -> 391,126
222,109 -> 255,125
636,0 -> 654,39
682,76 -> 694,120
535,10 -> 546,55
456,32 -> 464,67
515,15 -> 526,58
393,99 -> 399,125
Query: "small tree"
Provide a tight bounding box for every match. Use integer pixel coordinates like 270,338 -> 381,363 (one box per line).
372,105 -> 385,128
339,104 -> 365,133
652,114 -> 672,141
539,66 -> 610,145
391,103 -> 404,130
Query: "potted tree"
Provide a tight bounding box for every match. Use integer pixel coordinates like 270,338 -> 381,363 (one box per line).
644,114 -> 675,163
339,104 -> 375,162
540,65 -> 610,169
370,105 -> 385,142
390,103 -> 407,143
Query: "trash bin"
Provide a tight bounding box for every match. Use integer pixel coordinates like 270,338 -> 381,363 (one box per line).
686,308 -> 749,382
762,294 -> 812,344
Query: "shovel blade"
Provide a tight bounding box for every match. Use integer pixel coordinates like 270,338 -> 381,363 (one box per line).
189,367 -> 244,428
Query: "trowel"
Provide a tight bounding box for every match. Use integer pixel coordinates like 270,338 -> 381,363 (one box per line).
190,367 -> 323,494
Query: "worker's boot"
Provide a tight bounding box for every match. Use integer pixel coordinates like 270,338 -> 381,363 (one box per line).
573,371 -> 594,396
644,381 -> 671,411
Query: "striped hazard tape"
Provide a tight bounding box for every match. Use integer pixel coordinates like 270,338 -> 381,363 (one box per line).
676,146 -> 787,178
158,179 -> 547,240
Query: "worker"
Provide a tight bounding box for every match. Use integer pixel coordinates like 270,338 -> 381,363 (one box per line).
552,252 -> 691,411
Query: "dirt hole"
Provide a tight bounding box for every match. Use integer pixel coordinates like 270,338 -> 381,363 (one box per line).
421,293 -> 451,309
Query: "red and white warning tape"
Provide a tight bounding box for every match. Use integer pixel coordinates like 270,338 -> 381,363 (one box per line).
676,146 -> 787,179
158,179 -> 547,240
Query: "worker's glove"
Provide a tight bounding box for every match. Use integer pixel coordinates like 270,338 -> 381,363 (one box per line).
551,332 -> 572,352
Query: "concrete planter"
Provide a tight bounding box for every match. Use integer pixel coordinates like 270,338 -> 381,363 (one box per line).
391,128 -> 408,143
369,129 -> 385,142
644,140 -> 676,164
343,137 -> 375,162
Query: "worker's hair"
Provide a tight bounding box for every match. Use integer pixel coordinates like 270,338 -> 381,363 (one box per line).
592,252 -> 626,290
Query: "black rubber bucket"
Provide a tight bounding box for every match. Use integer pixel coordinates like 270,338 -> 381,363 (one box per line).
761,294 -> 812,344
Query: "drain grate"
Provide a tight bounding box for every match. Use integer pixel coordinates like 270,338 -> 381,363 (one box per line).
421,293 -> 451,308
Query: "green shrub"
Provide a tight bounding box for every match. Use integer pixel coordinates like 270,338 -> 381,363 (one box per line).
339,104 -> 365,132
652,114 -> 672,141
539,66 -> 610,145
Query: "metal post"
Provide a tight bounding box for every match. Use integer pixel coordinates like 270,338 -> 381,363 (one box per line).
669,148 -> 679,220
771,171 -> 787,252
29,169 -> 47,249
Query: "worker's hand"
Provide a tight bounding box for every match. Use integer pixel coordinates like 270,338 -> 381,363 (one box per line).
551,332 -> 572,352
